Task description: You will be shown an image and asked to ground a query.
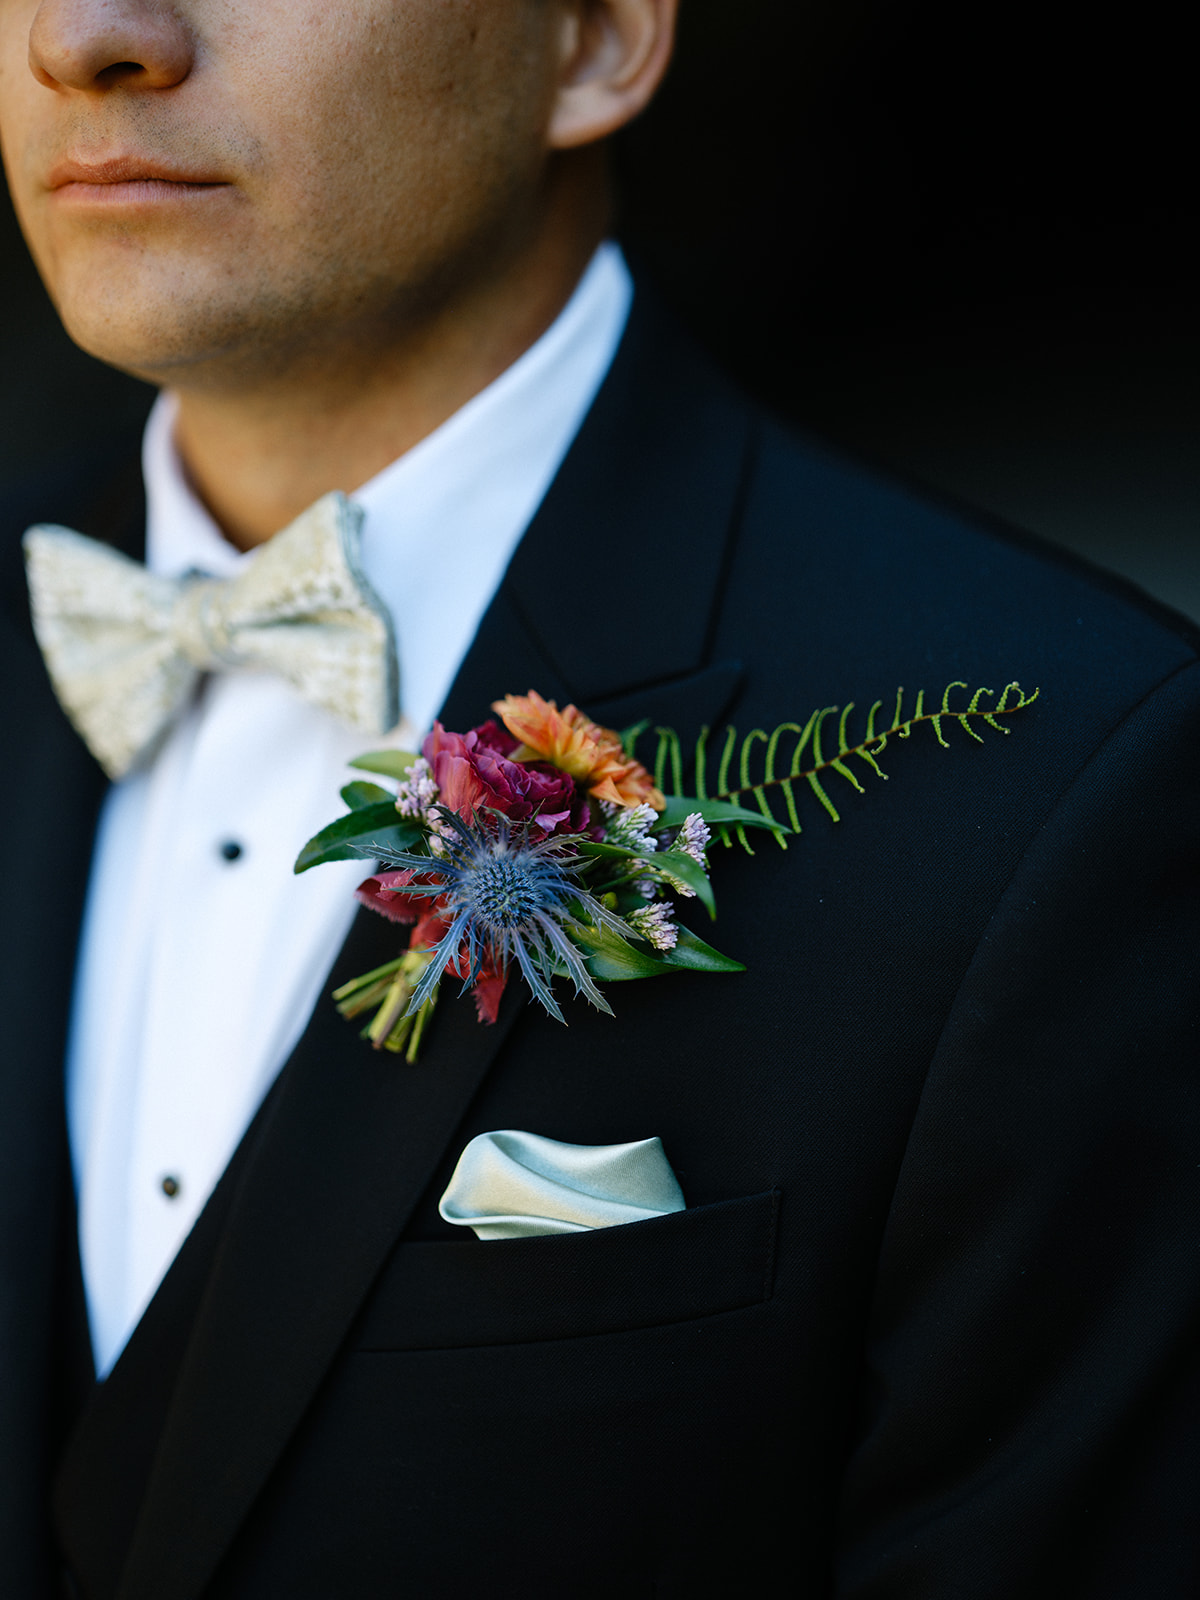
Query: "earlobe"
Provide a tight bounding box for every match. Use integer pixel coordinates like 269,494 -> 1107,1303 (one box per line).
546,0 -> 677,150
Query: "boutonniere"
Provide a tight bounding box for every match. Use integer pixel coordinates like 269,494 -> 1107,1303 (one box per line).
295,680 -> 1037,1060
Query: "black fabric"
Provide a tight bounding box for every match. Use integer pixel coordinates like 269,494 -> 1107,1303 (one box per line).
51,1071 -> 286,1600
1,294 -> 1197,1598
352,1189 -> 781,1351
0,445 -> 144,1599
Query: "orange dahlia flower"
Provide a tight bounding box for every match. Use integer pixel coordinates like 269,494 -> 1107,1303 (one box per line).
493,689 -> 665,811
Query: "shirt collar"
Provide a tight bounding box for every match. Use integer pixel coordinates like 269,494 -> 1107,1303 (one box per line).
142,242 -> 633,734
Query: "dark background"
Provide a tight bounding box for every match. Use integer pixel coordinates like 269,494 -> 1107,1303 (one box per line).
3,0 -> 1196,618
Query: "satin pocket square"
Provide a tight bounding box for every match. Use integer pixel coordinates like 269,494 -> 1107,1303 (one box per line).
438,1129 -> 686,1241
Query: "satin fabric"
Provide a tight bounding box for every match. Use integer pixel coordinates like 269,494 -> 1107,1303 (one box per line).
438,1129 -> 686,1239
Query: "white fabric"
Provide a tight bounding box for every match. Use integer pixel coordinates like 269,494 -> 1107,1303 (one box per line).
24,492 -> 397,778
67,243 -> 633,1377
439,1129 -> 686,1241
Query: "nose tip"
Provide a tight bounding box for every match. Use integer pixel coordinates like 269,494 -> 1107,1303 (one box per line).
28,0 -> 193,93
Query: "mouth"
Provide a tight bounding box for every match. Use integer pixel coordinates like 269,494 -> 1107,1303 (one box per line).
46,152 -> 231,206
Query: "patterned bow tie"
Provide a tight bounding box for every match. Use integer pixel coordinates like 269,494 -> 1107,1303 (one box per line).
23,490 -> 399,780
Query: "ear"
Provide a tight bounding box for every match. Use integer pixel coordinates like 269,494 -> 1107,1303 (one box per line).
547,0 -> 678,149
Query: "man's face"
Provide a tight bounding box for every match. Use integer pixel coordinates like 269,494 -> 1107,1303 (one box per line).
0,0 -> 563,388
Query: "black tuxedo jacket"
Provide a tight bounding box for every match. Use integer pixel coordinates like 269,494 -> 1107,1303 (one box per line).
3,296 -> 1199,1599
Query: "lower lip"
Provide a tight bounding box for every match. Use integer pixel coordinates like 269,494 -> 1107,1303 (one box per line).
52,179 -> 230,208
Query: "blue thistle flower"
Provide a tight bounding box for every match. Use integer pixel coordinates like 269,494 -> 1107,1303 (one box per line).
367,808 -> 631,1025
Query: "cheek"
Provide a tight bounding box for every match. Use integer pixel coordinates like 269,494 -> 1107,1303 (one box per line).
0,8 -> 41,185
238,1 -> 554,246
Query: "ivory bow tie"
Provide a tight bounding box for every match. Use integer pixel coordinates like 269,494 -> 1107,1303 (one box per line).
23,490 -> 399,780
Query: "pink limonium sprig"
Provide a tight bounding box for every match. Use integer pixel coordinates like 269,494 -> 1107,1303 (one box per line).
627,901 -> 679,951
652,812 -> 712,898
605,801 -> 660,857
394,755 -> 438,820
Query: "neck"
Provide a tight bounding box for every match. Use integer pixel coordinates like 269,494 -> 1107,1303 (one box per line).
170,159 -> 609,551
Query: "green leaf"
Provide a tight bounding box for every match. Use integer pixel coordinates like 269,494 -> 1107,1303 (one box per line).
575,839 -> 646,863
570,919 -> 744,982
294,805 -> 422,873
340,780 -> 393,810
570,921 -> 676,980
655,923 -> 745,973
348,749 -> 420,780
655,795 -> 789,834
575,837 -> 716,918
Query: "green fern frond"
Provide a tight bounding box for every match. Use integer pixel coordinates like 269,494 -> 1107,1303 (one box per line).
650,680 -> 1038,851
652,725 -> 684,798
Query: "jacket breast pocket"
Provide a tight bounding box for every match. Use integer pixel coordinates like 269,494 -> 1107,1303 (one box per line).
354,1188 -> 781,1350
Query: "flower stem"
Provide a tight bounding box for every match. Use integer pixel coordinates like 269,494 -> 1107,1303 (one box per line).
404,992 -> 438,1062
332,956 -> 405,1004
367,968 -> 413,1048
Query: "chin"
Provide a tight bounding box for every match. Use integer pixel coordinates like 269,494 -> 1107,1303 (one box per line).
43,236 -> 248,376
54,280 -> 251,386
56,306 -> 190,383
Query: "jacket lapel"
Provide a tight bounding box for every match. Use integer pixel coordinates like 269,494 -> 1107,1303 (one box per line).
0,657 -> 106,1598
0,449 -> 144,1596
441,287 -> 754,723
56,293 -> 756,1600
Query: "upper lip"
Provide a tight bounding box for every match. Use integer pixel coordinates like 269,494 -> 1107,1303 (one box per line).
46,153 -> 227,189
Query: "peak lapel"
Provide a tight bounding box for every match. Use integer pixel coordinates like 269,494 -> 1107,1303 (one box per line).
106,294 -> 756,1600
443,289 -> 756,724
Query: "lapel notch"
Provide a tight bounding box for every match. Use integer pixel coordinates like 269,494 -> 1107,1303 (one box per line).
443,289 -> 757,724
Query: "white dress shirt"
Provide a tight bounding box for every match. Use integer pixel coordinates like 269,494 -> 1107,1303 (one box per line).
67,243 -> 632,1377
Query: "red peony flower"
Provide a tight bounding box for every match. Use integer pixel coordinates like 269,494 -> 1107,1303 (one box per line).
421,719 -> 590,835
